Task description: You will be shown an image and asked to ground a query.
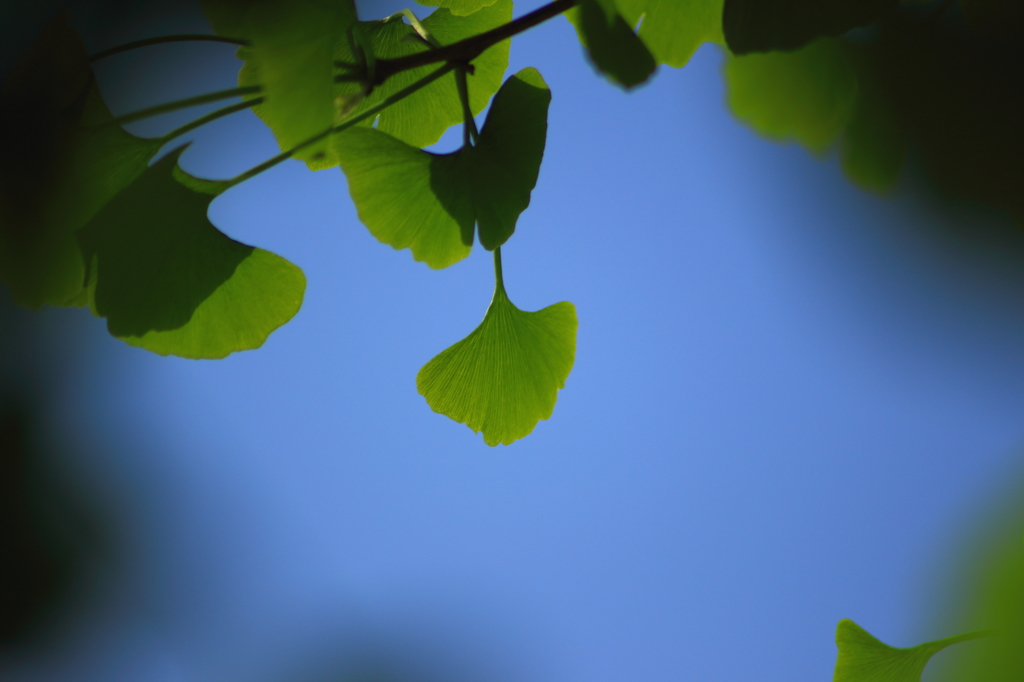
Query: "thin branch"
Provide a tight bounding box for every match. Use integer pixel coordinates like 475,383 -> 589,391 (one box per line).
107,86 -> 261,127
226,62 -> 458,188
370,0 -> 577,86
89,34 -> 248,62
159,98 -> 263,144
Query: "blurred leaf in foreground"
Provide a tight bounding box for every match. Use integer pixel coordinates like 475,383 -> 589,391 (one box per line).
565,0 -> 657,88
0,15 -> 161,308
78,148 -> 305,359
726,38 -> 858,153
833,619 -> 987,682
336,68 -> 550,268
417,254 -> 577,446
725,37 -> 906,191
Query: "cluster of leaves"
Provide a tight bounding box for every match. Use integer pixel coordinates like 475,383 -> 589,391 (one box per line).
1,0 -> 1021,449
3,0 -> 1024,676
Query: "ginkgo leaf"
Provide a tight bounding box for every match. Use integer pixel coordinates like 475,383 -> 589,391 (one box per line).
77,148 -> 305,359
333,0 -> 512,150
723,0 -> 898,54
335,68 -> 550,268
417,261 -> 577,446
725,38 -> 858,154
833,620 -> 986,682
415,0 -> 498,16
565,0 -> 657,88
204,0 -> 358,169
0,15 -> 162,309
615,0 -> 725,68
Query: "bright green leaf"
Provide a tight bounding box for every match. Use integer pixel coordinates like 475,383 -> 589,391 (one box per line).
723,0 -> 897,54
204,0 -> 358,169
333,0 -> 512,150
725,38 -> 858,154
834,620 -> 986,682
417,270 -> 577,446
615,0 -> 725,68
77,148 -> 305,359
335,67 -> 550,268
565,0 -> 657,88
414,0 -> 498,16
0,16 -> 162,309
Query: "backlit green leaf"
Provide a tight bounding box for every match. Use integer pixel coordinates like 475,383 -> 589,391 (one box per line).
414,0 -> 498,16
335,67 -> 550,268
565,0 -> 657,88
0,16 -> 162,309
204,0 -> 358,169
725,38 -> 858,154
614,0 -> 725,68
417,269 -> 577,446
77,148 -> 305,359
834,620 -> 985,682
333,0 -> 512,150
723,0 -> 897,54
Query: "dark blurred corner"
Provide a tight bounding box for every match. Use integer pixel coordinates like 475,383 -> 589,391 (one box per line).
0,297 -> 109,652
879,0 -> 1024,220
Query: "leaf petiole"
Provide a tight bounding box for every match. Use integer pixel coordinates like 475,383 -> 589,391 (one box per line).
89,34 -> 249,62
158,97 -> 264,144
106,85 -> 261,127
226,61 -> 459,188
455,66 -> 480,147
493,247 -> 505,294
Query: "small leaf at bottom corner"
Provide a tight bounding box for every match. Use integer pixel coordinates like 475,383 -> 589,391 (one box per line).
417,287 -> 577,446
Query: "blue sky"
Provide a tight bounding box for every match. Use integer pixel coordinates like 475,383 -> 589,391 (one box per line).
4,2 -> 1024,681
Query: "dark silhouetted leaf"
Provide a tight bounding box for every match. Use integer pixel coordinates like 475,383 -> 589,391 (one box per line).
77,148 -> 305,359
335,68 -> 550,268
204,0 -> 358,168
615,0 -> 725,67
723,0 -> 898,53
333,0 -> 512,151
565,0 -> 657,88
0,16 -> 161,309
418,271 -> 577,446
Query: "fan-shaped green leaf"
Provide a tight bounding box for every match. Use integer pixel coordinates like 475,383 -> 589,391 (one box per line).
77,148 -> 305,359
204,0 -> 358,169
0,16 -> 162,309
834,620 -> 985,682
565,0 -> 657,88
417,273 -> 577,446
333,0 -> 512,150
723,0 -> 897,54
614,0 -> 725,68
335,68 -> 550,268
414,0 -> 498,16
